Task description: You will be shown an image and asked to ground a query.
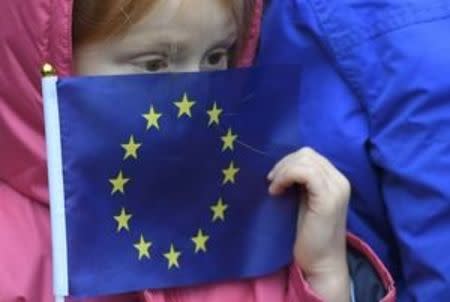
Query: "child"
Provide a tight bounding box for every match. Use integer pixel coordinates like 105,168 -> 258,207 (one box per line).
0,0 -> 395,301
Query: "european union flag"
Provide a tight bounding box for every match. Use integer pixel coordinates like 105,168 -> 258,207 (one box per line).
42,66 -> 302,298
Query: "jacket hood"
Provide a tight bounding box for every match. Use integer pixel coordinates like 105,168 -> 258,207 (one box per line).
0,0 -> 262,205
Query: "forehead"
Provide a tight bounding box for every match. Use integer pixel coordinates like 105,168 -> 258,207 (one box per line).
123,0 -> 237,45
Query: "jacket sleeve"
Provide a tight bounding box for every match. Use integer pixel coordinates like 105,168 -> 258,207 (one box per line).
367,24 -> 450,300
287,234 -> 395,302
332,10 -> 450,301
0,182 -> 54,302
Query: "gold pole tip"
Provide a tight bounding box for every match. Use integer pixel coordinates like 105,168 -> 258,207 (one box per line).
41,63 -> 56,76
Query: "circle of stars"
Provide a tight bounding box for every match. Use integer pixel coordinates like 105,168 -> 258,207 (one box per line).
108,92 -> 241,270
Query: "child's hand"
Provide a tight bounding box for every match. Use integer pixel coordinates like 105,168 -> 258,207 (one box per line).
268,147 -> 351,302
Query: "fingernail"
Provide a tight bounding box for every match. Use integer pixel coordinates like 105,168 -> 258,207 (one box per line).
267,170 -> 274,181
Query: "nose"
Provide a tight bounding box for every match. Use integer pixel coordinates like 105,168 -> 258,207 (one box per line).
179,64 -> 200,73
174,62 -> 200,73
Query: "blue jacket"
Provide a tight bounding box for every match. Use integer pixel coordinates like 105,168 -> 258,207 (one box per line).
257,1 -> 450,300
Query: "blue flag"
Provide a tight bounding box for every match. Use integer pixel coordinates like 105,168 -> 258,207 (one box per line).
43,66 -> 302,297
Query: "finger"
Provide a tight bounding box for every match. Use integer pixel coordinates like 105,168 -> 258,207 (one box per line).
267,152 -> 297,181
296,148 -> 333,183
297,148 -> 349,195
268,147 -> 318,181
311,160 -> 351,210
269,148 -> 328,195
268,163 -> 325,197
309,151 -> 350,194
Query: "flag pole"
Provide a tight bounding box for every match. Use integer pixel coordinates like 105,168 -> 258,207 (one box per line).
41,63 -> 69,301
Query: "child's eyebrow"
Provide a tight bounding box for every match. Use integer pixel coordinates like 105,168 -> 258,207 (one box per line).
134,33 -> 237,56
124,41 -> 187,58
123,28 -> 238,61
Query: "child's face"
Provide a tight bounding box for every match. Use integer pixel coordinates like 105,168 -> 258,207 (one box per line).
74,0 -> 238,75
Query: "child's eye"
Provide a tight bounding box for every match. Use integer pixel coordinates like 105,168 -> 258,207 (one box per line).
208,51 -> 226,65
202,49 -> 229,70
144,58 -> 169,72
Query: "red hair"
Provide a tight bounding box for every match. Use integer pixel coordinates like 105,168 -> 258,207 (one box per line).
73,0 -> 255,56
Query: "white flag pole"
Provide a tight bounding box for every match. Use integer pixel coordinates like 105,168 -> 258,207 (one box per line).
41,64 -> 69,301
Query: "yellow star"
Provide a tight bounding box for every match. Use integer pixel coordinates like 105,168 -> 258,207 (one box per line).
210,198 -> 228,222
221,128 -> 238,151
109,171 -> 130,195
142,105 -> 162,130
134,234 -> 152,260
164,244 -> 181,269
121,135 -> 142,160
222,161 -> 240,184
207,102 -> 223,126
191,229 -> 209,253
174,93 -> 196,118
114,207 -> 132,232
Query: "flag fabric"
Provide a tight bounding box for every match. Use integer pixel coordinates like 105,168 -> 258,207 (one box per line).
43,66 -> 302,297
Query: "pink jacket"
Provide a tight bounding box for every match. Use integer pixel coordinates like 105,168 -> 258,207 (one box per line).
0,0 -> 395,301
